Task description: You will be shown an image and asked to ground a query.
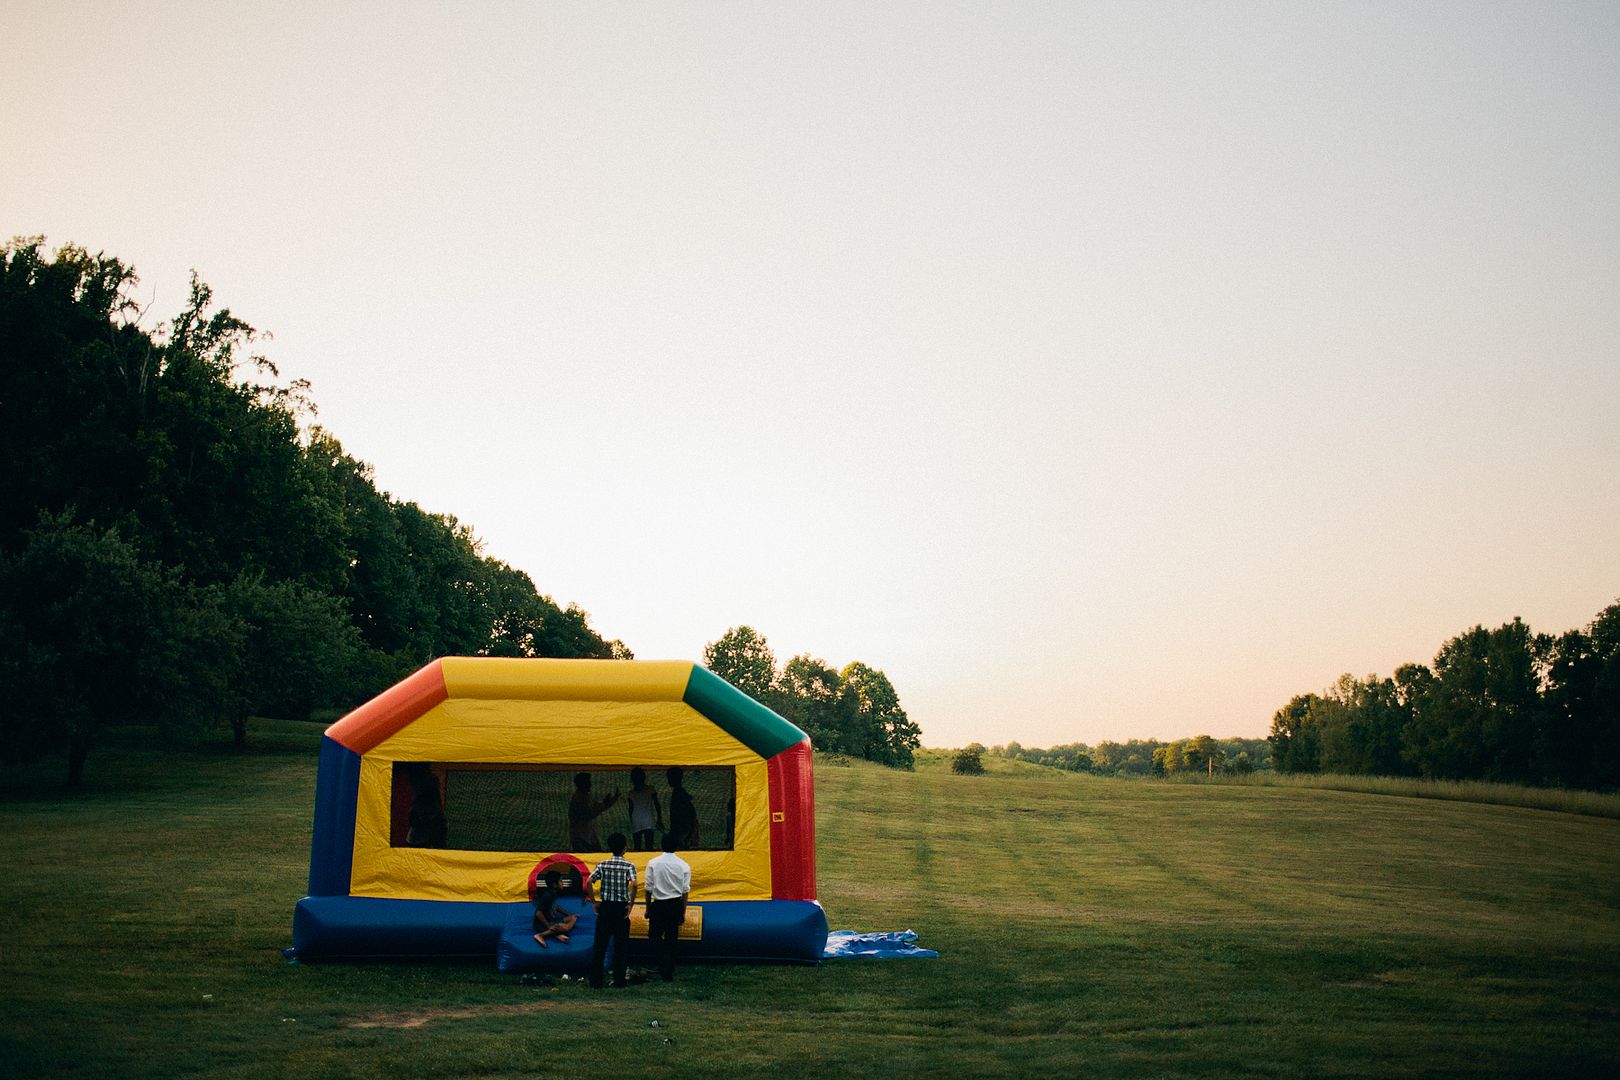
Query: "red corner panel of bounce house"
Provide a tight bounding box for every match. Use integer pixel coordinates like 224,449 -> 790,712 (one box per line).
289,658 -> 828,968
767,740 -> 816,901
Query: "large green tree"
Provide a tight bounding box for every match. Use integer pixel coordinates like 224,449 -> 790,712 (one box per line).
839,661 -> 921,769
1539,601 -> 1620,789
702,628 -> 921,768
1315,673 -> 1411,776
775,653 -> 856,754
1592,602 -> 1620,789
1403,619 -> 1542,782
1,241 -> 149,552
1268,693 -> 1323,773
134,276 -> 345,591
1182,734 -> 1225,776
1,239 -> 625,781
484,560 -> 629,661
0,515 -> 241,783
1153,736 -> 1227,776
217,574 -> 364,746
703,626 -> 779,700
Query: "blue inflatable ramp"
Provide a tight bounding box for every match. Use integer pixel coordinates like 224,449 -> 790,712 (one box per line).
497,898 -> 598,974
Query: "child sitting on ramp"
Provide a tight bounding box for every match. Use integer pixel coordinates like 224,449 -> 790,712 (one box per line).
532,871 -> 577,948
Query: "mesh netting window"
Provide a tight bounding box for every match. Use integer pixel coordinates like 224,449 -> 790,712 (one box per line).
390,763 -> 736,853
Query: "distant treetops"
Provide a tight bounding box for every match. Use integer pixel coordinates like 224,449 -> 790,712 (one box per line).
702,626 -> 921,769
975,600 -> 1619,794
1268,601 -> 1620,791
990,737 -> 1268,778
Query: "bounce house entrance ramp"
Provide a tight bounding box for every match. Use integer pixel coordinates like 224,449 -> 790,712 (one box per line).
497,897 -> 596,974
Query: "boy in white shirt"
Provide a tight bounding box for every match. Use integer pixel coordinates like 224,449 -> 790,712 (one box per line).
644,832 -> 692,982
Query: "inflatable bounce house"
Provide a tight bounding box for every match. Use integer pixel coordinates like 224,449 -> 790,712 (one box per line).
289,657 -> 827,972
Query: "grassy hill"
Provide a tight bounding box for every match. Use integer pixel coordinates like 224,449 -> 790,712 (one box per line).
2,737 -> 1617,1078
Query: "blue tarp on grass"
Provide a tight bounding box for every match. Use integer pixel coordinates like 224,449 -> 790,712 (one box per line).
822,930 -> 938,959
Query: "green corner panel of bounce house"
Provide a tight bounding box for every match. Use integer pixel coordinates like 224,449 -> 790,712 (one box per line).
289,657 -> 828,969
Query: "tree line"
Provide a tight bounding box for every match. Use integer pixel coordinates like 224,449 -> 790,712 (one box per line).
1269,603 -> 1620,790
977,603 -> 1620,793
989,736 -> 1272,777
701,625 -> 921,768
0,240 -> 626,784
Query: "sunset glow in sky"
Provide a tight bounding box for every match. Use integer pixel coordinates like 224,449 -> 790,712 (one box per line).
6,2 -> 1617,747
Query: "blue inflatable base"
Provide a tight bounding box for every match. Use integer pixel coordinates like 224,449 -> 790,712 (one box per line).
291,895 -> 828,968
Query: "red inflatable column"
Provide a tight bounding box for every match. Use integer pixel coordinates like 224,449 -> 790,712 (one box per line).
765,740 -> 817,901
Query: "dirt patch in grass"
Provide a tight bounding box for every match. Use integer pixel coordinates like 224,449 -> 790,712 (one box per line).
1339,970 -> 1417,989
346,1003 -> 564,1028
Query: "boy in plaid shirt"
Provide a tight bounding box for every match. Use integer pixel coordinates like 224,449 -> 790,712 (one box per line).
587,833 -> 637,988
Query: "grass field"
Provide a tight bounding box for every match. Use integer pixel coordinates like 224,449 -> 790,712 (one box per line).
3,731 -> 1618,1079
1164,768 -> 1620,820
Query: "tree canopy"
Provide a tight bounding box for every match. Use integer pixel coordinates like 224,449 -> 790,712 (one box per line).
991,736 -> 1269,777
0,239 -> 626,783
703,626 -> 920,768
1268,603 -> 1620,790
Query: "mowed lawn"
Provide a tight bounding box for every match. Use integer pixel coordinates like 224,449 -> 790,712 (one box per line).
2,735 -> 1618,1079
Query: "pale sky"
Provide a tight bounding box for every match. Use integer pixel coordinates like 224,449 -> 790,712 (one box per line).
5,2 -> 1618,747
